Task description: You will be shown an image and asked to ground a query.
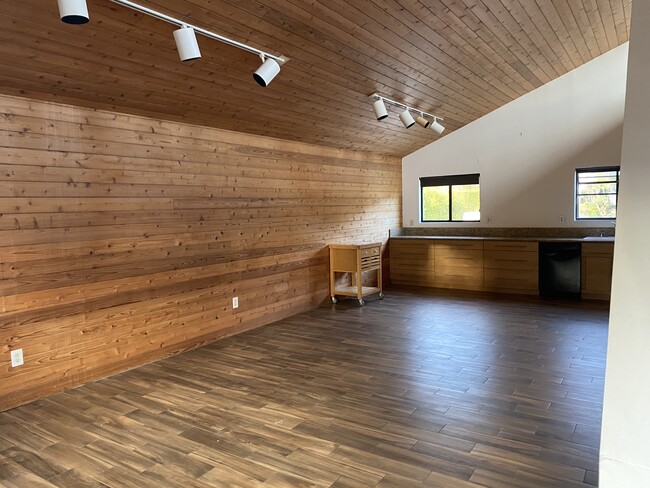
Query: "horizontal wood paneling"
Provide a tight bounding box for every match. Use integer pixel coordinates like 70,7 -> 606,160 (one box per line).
0,0 -> 632,156
0,94 -> 401,411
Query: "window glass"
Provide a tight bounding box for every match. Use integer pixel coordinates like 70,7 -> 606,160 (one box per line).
451,184 -> 480,221
576,167 -> 620,220
420,174 -> 480,222
422,186 -> 450,221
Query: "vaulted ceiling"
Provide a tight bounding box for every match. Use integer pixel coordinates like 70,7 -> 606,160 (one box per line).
0,0 -> 632,156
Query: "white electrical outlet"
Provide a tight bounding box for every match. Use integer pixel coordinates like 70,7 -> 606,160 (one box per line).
232,296 -> 239,309
559,216 -> 566,223
11,348 -> 24,368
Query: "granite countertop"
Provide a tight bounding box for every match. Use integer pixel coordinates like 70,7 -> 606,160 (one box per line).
390,235 -> 615,243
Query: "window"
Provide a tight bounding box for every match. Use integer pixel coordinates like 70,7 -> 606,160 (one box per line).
575,166 -> 620,220
420,174 -> 480,222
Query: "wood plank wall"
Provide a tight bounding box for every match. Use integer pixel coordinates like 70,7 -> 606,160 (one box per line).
0,94 -> 401,411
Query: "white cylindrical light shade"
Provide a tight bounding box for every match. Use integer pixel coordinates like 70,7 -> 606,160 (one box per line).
173,26 -> 201,62
372,99 -> 388,120
58,0 -> 89,24
254,58 -> 281,87
399,109 -> 415,129
431,120 -> 445,135
415,115 -> 430,128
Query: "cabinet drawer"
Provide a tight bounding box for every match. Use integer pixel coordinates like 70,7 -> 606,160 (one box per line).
484,268 -> 538,291
484,241 -> 537,252
390,240 -> 434,259
360,247 -> 378,258
390,256 -> 434,270
582,242 -> 615,255
484,250 -> 538,270
435,249 -> 483,268
435,266 -> 483,287
391,269 -> 436,286
435,240 -> 483,252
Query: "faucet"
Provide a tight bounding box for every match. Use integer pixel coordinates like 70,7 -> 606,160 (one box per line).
600,221 -> 616,238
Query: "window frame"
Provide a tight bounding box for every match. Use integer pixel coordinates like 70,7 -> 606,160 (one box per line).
419,173 -> 481,223
574,166 -> 621,221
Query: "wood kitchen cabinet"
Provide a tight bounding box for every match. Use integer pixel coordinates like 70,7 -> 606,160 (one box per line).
434,240 -> 484,290
390,239 -> 484,291
581,242 -> 615,300
329,243 -> 383,305
390,238 -> 535,296
483,241 -> 538,295
389,239 -> 435,287
390,237 -> 615,299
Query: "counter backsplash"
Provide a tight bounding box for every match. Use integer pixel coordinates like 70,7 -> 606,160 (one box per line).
389,227 -> 615,239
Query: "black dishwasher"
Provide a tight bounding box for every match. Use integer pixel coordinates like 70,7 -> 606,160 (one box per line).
538,242 -> 581,299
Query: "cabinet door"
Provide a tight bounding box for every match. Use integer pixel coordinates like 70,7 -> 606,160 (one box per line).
390,240 -> 435,286
582,255 -> 614,299
434,241 -> 483,290
484,268 -> 538,293
482,241 -> 538,294
435,266 -> 483,289
435,241 -> 483,268
581,243 -> 614,300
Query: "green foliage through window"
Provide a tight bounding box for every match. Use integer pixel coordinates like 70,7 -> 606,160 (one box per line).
420,174 -> 480,222
576,167 -> 620,220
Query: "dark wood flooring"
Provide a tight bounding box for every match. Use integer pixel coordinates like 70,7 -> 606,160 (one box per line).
0,289 -> 609,487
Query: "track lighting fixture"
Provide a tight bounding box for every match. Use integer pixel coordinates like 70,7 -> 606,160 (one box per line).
399,110 -> 416,129
431,119 -> 445,135
173,25 -> 201,62
58,0 -> 288,85
372,99 -> 389,120
253,56 -> 281,87
415,115 -> 430,129
57,0 -> 89,24
368,93 -> 445,136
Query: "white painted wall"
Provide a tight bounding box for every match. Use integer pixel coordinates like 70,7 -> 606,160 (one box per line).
600,1 -> 650,485
402,44 -> 628,228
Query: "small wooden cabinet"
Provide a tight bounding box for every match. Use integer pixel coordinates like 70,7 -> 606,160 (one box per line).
582,242 -> 615,300
329,243 -> 383,305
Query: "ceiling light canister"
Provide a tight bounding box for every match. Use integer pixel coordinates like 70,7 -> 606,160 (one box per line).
173,25 -> 202,62
58,0 -> 89,24
431,119 -> 445,135
254,57 -> 281,87
372,99 -> 389,120
399,109 -> 416,129
415,115 -> 430,128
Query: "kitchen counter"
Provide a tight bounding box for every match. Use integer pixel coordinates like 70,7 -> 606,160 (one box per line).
390,235 -> 615,243
390,235 -> 615,300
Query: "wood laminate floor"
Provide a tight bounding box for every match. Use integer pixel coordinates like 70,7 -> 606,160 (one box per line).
0,289 -> 609,487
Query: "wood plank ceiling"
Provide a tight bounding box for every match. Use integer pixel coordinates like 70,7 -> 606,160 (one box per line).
0,0 -> 632,156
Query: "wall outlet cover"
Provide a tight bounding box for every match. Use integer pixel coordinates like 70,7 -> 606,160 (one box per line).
11,348 -> 24,368
232,297 -> 239,309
